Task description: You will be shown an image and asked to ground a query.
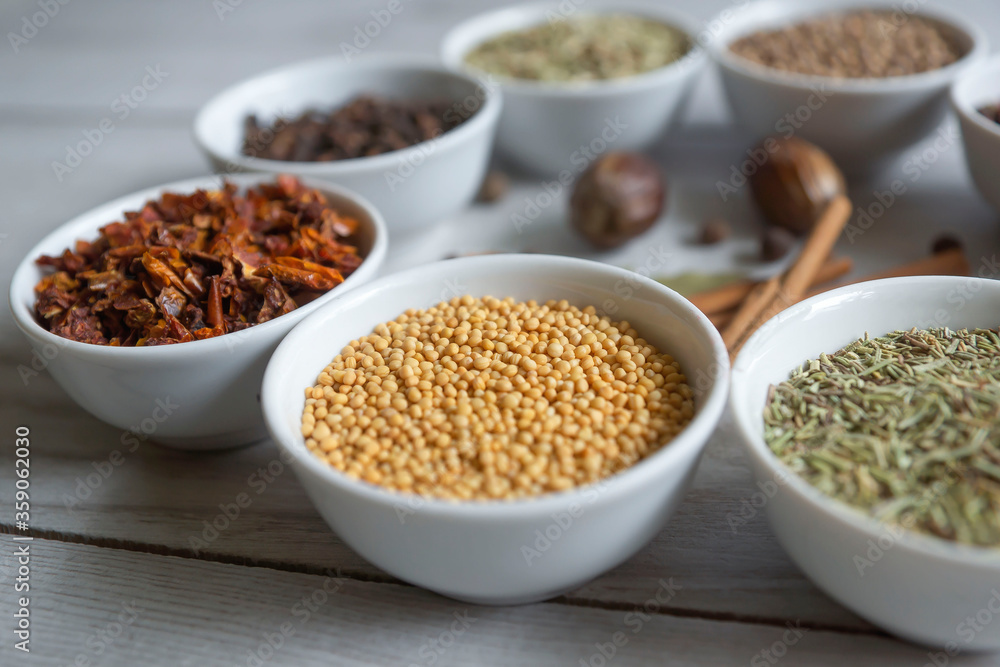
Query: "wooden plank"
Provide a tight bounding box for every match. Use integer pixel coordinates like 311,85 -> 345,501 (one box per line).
0,364 -> 871,631
3,539 -> 988,666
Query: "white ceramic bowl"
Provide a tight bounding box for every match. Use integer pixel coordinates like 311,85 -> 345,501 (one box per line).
441,2 -> 706,176
731,277 -> 1000,650
261,254 -> 729,604
9,174 -> 387,450
194,55 -> 501,233
952,53 -> 1000,214
708,0 -> 988,167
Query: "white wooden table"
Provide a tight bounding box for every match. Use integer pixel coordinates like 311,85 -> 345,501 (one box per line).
2,1 -> 999,664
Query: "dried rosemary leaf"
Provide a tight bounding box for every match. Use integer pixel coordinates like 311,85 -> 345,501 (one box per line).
763,327 -> 1000,547
464,15 -> 690,83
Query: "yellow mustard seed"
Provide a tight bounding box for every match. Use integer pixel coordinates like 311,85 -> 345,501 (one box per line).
301,296 -> 695,501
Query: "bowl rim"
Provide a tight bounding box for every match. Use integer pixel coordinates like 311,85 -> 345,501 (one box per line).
439,0 -> 707,98
8,173 -> 388,361
707,0 -> 989,94
261,253 -> 731,519
193,53 -> 503,175
731,275 -> 1000,566
950,52 -> 1000,138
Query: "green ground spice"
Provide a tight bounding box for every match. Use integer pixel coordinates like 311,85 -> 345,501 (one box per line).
464,15 -> 691,83
763,327 -> 1000,547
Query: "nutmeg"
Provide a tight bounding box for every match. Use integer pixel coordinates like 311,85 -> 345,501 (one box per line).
749,137 -> 846,234
569,152 -> 666,249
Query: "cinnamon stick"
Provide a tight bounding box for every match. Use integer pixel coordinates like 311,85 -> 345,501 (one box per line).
689,256 -> 853,315
724,195 -> 853,359
805,247 -> 970,297
712,247 -> 971,329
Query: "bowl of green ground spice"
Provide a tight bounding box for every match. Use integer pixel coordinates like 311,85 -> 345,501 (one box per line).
730,276 -> 1000,651
441,2 -> 705,175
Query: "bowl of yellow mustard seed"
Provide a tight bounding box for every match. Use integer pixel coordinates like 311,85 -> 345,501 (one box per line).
261,254 -> 729,604
441,1 -> 706,175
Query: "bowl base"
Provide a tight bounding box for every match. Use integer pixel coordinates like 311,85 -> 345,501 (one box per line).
423,581 -> 587,606
151,426 -> 269,451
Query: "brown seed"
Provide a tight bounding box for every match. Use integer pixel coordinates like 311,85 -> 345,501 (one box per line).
931,234 -> 963,255
761,226 -> 797,262
476,169 -> 509,203
697,217 -> 732,245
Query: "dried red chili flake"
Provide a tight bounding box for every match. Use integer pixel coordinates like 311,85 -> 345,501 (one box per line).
33,175 -> 365,346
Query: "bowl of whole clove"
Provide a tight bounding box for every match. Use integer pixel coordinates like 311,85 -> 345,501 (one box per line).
194,54 -> 502,233
730,276 -> 1000,651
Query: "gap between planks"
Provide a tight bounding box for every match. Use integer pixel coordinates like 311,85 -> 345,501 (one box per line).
0,104 -> 194,127
0,522 -> 889,639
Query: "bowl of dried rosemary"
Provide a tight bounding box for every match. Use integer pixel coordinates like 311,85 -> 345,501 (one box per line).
731,276 -> 1000,651
441,1 -> 706,175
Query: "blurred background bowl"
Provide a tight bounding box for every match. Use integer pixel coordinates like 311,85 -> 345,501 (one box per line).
9,174 -> 387,450
262,254 -> 729,604
194,54 -> 501,234
730,276 -> 1000,650
952,53 -> 1000,215
441,1 -> 706,176
708,0 -> 988,168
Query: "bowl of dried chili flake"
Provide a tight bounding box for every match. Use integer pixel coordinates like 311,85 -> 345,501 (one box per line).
9,173 -> 387,450
194,54 -> 501,234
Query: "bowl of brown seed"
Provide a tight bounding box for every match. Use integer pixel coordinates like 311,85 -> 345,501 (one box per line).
707,0 -> 988,167
441,1 -> 706,175
260,254 -> 729,605
194,54 -> 501,233
951,53 -> 1000,216
731,276 -> 1000,650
